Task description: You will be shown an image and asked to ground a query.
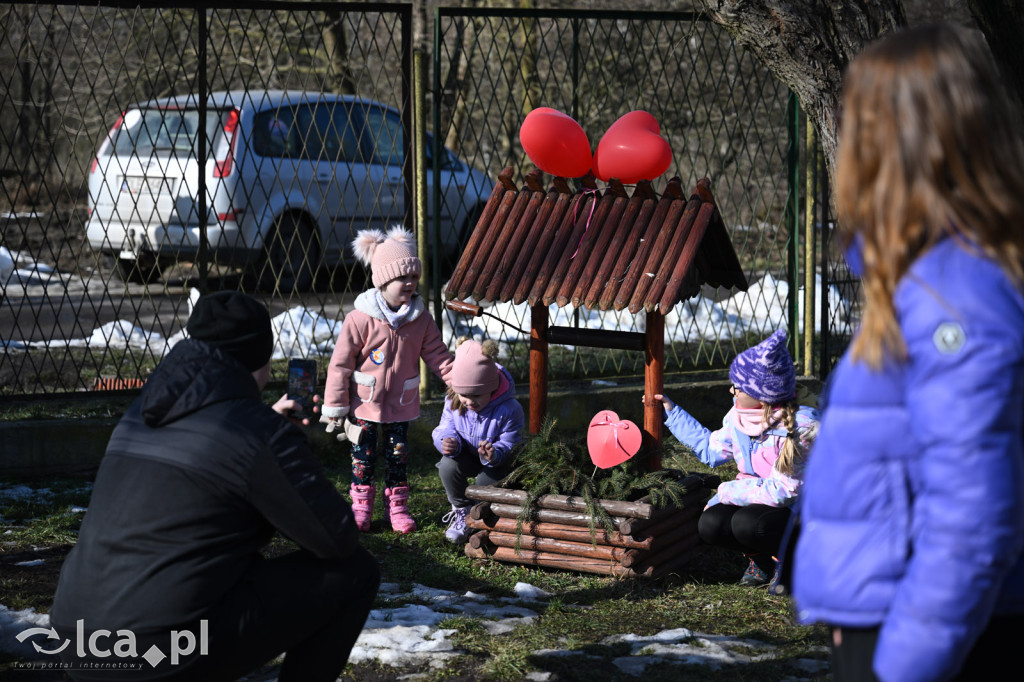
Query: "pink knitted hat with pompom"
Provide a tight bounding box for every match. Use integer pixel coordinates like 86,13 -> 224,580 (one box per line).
352,226 -> 422,288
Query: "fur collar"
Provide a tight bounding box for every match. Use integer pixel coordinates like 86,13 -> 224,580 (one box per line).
353,289 -> 426,324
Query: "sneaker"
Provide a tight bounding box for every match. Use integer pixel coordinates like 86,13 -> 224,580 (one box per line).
739,558 -> 770,586
442,506 -> 469,544
768,560 -> 786,595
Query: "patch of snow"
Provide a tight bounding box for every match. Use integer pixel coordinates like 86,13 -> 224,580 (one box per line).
0,605 -> 52,660
1,580 -> 821,676
514,582 -> 553,600
0,486 -> 53,502
604,630 -> 777,673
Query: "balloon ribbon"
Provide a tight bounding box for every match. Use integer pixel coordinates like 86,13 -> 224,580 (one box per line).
571,188 -> 599,259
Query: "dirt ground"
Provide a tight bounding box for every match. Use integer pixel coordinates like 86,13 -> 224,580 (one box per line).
2,207 -> 93,275
0,541 -> 480,682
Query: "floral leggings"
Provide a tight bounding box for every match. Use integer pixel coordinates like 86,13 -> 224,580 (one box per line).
349,417 -> 410,488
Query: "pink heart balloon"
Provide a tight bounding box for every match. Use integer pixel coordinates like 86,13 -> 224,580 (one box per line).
587,410 -> 643,469
591,110 -> 673,184
519,108 -> 593,178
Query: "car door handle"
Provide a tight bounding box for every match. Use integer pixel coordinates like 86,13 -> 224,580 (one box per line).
316,171 -> 333,182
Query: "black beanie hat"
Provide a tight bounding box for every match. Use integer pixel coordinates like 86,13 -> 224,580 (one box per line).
186,290 -> 273,371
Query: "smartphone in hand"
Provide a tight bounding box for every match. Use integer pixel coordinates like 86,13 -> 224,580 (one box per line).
286,359 -> 317,416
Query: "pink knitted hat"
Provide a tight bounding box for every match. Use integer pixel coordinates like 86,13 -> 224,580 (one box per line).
451,340 -> 500,395
352,226 -> 422,288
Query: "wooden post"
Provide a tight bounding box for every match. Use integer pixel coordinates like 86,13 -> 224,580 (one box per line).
645,310 -> 665,466
530,302 -> 548,434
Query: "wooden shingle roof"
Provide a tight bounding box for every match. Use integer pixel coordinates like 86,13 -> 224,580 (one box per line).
444,168 -> 748,311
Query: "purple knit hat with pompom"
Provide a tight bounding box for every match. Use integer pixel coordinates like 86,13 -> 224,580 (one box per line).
729,329 -> 796,404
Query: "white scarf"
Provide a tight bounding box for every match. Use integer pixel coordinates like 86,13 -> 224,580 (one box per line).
374,289 -> 413,329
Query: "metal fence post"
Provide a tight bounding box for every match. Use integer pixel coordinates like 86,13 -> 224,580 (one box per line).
414,47 -> 432,402
803,122 -> 817,375
785,92 -> 800,364
197,5 -> 208,294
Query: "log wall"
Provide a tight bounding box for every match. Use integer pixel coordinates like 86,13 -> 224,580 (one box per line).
463,472 -> 720,578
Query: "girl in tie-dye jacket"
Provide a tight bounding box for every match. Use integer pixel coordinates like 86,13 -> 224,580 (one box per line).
652,329 -> 819,587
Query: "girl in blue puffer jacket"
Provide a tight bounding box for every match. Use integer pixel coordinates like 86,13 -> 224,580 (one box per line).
433,338 -> 525,544
791,23 -> 1024,682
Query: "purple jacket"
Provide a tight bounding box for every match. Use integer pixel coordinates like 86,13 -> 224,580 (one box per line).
793,237 -> 1024,682
431,363 -> 525,468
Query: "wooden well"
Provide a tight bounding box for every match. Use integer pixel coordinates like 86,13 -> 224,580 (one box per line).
444,168 -> 747,463
445,169 -> 746,576
463,473 -> 720,578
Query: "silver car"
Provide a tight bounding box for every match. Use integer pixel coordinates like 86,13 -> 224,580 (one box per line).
85,90 -> 493,291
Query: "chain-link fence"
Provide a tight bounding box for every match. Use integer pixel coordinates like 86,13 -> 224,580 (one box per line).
431,7 -> 852,383
1,0 -> 425,396
1,2 -> 853,399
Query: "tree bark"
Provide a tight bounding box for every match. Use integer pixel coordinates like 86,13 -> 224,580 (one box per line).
967,1 -> 1024,112
695,0 -> 905,186
322,10 -> 357,95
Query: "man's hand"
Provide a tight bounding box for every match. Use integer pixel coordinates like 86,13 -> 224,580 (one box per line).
442,437 -> 459,455
274,394 -> 320,426
478,440 -> 494,462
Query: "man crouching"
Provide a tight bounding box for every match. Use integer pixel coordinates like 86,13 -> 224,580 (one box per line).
50,290 -> 379,681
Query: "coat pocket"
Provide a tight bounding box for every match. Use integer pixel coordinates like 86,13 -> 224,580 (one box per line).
352,370 -> 375,404
398,376 -> 419,406
878,458 -> 913,576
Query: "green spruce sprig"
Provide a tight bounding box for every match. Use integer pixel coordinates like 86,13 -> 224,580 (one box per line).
498,417 -> 692,545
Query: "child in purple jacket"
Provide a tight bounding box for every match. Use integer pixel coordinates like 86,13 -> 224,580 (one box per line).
433,338 -> 525,544
653,329 -> 819,586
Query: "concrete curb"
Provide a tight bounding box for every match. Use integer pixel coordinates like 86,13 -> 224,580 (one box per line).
1,378 -> 821,478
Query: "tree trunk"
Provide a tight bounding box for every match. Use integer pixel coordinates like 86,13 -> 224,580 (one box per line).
322,9 -> 356,95
695,0 -> 905,186
967,1 -> 1024,112
442,16 -> 471,153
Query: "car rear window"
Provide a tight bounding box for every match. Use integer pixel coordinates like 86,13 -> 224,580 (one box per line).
112,108 -> 224,157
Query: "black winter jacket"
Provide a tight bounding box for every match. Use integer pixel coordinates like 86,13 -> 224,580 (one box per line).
51,339 -> 359,635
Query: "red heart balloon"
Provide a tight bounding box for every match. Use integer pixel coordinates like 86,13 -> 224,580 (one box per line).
587,410 -> 642,469
591,110 -> 673,184
519,108 -> 593,178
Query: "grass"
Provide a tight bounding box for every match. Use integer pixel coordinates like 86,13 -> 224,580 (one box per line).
0,418 -> 831,681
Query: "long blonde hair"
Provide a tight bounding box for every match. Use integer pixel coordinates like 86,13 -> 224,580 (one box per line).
763,400 -> 802,476
836,23 -> 1024,368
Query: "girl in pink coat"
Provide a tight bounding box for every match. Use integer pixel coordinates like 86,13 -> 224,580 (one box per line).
322,227 -> 453,534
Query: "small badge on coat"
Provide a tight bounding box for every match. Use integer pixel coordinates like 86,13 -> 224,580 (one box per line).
933,322 -> 965,354
370,348 -> 386,365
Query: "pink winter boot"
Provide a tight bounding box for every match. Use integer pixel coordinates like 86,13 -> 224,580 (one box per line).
384,486 -> 417,534
349,484 -> 376,532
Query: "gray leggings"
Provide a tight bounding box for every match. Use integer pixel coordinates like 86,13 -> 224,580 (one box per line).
436,447 -> 510,508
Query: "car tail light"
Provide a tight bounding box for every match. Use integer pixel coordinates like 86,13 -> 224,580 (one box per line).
218,208 -> 244,222
91,113 -> 125,174
213,109 -> 239,178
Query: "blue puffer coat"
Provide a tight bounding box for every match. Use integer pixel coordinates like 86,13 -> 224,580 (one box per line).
793,237 -> 1024,681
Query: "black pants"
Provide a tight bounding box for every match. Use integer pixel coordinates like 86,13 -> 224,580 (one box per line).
698,502 -> 790,572
62,546 -> 380,682
831,615 -> 1024,681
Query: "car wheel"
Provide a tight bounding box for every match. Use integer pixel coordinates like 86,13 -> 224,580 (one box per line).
260,214 -> 317,293
114,255 -> 161,285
